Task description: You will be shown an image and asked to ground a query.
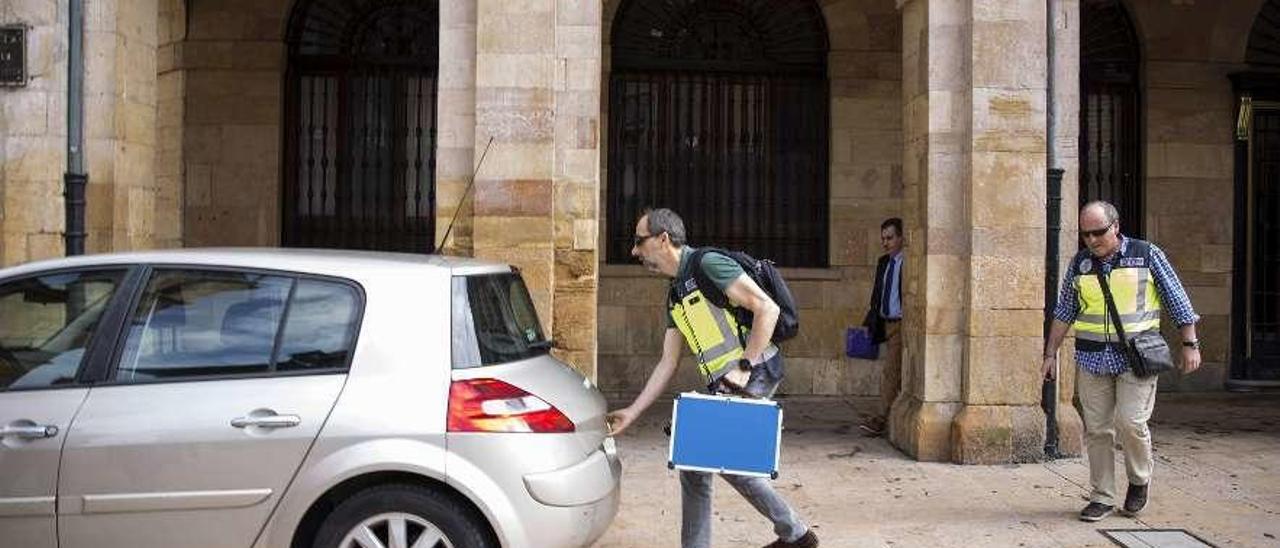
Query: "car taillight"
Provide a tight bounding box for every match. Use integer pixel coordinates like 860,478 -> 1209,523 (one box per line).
447,378 -> 575,433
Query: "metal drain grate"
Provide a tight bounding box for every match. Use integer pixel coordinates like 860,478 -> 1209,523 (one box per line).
1101,529 -> 1217,548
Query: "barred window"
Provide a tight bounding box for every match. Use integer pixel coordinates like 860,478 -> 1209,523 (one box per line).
283,0 -> 439,252
607,0 -> 830,267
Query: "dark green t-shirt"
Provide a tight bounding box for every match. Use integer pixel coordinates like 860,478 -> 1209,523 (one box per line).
665,246 -> 745,328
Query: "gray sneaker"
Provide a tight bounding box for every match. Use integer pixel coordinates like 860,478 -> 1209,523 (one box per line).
1124,483 -> 1149,515
1079,502 -> 1114,522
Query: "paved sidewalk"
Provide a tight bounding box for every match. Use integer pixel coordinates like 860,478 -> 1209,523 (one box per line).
594,393 -> 1280,547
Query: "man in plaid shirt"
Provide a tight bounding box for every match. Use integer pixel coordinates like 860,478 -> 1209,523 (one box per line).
1041,201 -> 1202,523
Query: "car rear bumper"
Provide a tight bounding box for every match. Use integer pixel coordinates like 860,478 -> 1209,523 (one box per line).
523,437 -> 620,507
447,436 -> 621,547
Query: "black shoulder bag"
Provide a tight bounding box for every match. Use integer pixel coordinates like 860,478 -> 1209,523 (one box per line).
1094,261 -> 1174,378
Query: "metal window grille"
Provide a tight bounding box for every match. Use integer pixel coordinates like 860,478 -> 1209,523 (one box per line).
283,0 -> 439,253
1251,112 -> 1280,365
1081,0 -> 1142,237
607,0 -> 829,267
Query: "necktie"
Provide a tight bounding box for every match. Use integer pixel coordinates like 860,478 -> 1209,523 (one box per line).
881,256 -> 896,318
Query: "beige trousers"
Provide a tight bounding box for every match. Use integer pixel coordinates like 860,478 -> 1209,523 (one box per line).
1077,368 -> 1159,505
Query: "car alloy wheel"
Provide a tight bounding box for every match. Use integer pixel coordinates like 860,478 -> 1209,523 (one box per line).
338,511 -> 455,548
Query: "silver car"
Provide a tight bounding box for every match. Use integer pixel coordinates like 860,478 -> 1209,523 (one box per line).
0,249 -> 620,548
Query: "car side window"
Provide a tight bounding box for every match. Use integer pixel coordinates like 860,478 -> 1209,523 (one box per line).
113,269 -> 361,383
275,279 -> 360,372
0,270 -> 127,390
116,269 -> 293,382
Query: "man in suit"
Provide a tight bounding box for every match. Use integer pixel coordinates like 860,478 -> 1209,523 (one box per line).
861,217 -> 904,436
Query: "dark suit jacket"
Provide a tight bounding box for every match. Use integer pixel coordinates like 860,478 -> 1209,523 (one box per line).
862,253 -> 902,344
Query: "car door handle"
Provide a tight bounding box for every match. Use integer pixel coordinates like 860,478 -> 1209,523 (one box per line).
230,414 -> 301,429
0,424 -> 59,439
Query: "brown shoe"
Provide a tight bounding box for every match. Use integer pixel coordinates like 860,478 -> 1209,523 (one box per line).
764,530 -> 818,548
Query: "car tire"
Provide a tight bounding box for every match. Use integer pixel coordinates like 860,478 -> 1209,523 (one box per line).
312,484 -> 496,548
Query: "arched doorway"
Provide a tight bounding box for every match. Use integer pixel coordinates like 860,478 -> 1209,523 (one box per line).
282,0 -> 439,252
606,0 -> 829,267
1081,0 -> 1143,237
1232,0 -> 1280,382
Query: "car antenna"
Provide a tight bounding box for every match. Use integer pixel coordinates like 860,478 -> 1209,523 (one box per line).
437,136 -> 495,254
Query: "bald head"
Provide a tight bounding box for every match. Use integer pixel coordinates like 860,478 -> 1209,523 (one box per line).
1079,200 -> 1121,258
1081,201 -> 1119,226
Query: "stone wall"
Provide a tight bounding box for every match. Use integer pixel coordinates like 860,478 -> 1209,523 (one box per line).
596,0 -> 905,397
0,0 -> 165,263
1,0 -> 66,263
180,0 -> 286,248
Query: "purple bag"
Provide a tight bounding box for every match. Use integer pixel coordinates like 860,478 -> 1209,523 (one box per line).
845,327 -> 879,360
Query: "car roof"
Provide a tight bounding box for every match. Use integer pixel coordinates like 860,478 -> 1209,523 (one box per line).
0,248 -> 513,281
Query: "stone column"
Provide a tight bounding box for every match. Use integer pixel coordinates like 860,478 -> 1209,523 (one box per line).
892,0 -> 1049,463
84,0 -> 161,252
179,0 -> 284,248
473,0 -> 601,377
1050,0 -> 1084,458
154,0 -> 185,249
436,0 -> 477,255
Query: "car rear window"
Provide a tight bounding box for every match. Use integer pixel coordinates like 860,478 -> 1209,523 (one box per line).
451,272 -> 549,368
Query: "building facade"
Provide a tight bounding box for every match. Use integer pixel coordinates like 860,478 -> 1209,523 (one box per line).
1,0 -> 1276,462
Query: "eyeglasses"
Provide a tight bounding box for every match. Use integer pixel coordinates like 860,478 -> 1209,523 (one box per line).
1079,221 -> 1114,239
633,233 -> 658,247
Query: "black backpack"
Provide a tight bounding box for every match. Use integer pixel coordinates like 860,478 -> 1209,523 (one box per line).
687,247 -> 800,343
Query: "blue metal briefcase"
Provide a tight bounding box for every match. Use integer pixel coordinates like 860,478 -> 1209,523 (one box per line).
668,392 -> 783,478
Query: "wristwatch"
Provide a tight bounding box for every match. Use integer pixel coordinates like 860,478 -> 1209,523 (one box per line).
738,358 -> 754,370
1182,340 -> 1201,350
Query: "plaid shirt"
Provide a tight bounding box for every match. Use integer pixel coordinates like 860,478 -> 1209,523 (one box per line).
1053,236 -> 1199,376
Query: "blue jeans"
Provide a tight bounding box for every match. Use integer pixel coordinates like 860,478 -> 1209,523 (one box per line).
682,353 -> 807,547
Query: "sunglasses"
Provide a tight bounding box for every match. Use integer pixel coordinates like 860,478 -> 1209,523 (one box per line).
1079,221 -> 1114,239
633,233 -> 659,247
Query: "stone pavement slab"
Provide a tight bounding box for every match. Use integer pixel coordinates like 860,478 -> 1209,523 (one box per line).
594,393 -> 1280,547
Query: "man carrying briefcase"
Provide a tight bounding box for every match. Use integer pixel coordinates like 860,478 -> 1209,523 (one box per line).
606,208 -> 818,548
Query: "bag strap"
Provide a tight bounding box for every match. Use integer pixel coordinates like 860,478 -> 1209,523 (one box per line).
687,247 -> 750,346
1093,259 -> 1129,345
688,248 -> 731,307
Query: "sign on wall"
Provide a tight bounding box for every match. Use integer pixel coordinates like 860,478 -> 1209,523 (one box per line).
0,25 -> 27,87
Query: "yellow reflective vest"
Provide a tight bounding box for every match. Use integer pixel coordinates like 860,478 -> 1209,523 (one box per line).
1071,240 -> 1161,352
669,274 -> 748,384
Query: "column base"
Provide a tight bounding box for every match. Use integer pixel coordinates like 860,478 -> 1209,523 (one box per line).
1053,403 -> 1085,457
951,404 -> 1046,464
888,395 -> 961,462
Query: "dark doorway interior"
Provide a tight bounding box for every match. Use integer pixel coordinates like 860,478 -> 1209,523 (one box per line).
1080,0 -> 1143,237
1244,108 -> 1280,381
